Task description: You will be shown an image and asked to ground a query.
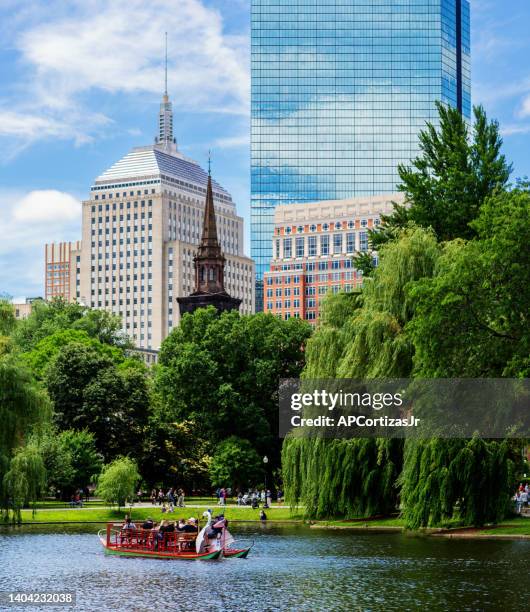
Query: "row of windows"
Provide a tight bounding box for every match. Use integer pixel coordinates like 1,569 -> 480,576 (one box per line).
281,219 -> 374,234
275,232 -> 368,257
94,192 -> 155,201
266,287 -> 353,313
92,203 -> 153,215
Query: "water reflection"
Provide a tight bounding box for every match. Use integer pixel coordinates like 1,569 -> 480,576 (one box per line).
0,524 -> 528,611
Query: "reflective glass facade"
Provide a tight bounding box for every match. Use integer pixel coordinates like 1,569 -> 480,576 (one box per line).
251,0 -> 471,304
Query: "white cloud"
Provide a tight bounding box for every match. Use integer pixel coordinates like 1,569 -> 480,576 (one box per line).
14,190 -> 80,223
501,123 -> 530,136
0,189 -> 81,298
0,0 -> 249,151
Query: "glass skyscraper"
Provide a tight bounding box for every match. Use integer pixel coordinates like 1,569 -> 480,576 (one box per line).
251,0 -> 470,307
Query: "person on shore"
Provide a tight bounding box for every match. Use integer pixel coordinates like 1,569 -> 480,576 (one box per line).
177,488 -> 185,508
157,490 -> 164,505
150,489 -> 157,506
260,509 -> 267,521
515,491 -> 523,514
266,489 -> 272,508
277,489 -> 283,505
218,488 -> 226,506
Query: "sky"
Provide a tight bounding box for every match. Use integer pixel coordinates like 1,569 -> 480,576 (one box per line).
0,0 -> 529,301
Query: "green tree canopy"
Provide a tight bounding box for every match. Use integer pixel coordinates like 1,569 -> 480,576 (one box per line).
407,184 -> 530,378
157,309 -> 311,471
3,444 -> 46,522
209,436 -> 263,490
13,298 -> 129,353
23,329 -> 123,378
96,457 -> 140,509
283,228 -> 440,519
371,103 -> 511,248
45,343 -> 151,461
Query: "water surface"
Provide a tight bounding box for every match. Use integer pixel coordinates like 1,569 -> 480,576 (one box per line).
0,524 -> 528,611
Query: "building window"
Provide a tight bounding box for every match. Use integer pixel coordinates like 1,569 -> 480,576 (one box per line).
359,231 -> 369,252
320,235 -> 329,256
346,233 -> 355,253
283,238 -> 292,258
295,237 -> 304,258
308,236 -> 317,257
333,234 -> 343,254
275,239 -> 280,259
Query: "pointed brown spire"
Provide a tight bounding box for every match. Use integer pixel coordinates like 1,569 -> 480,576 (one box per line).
198,173 -> 222,257
177,167 -> 242,316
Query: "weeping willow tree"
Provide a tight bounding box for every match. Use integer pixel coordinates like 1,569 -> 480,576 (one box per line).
0,356 -> 51,522
399,437 -> 513,529
397,188 -> 529,528
283,228 -> 440,518
3,444 -> 46,523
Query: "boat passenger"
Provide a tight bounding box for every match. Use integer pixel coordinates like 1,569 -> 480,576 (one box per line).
142,518 -> 154,530
181,518 -> 198,533
122,517 -> 137,530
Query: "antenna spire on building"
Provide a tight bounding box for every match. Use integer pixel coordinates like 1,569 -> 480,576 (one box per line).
155,31 -> 177,151
164,31 -> 168,97
208,149 -> 211,176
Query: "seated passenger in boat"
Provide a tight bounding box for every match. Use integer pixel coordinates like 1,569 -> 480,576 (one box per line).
122,517 -> 137,530
176,519 -> 186,532
142,518 -> 154,530
181,518 -> 198,533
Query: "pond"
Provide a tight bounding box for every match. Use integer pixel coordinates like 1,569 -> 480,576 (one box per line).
0,523 -> 528,611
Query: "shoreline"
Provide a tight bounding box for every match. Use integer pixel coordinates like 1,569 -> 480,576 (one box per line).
309,521 -> 530,541
5,516 -> 530,540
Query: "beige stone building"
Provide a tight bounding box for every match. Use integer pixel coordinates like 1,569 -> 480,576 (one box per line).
45,90 -> 254,350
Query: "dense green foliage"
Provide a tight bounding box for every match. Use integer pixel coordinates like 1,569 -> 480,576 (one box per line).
0,296 -> 312,498
283,103 -> 526,527
13,299 -> 129,352
209,436 -> 263,490
0,357 -> 51,520
283,229 -> 439,518
407,185 -> 530,378
158,308 -> 311,483
96,457 -> 140,509
36,428 -> 103,496
371,103 -> 511,249
45,344 -> 150,461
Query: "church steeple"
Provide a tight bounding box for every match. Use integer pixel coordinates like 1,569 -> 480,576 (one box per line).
198,165 -> 222,258
177,162 -> 242,316
194,170 -> 225,294
155,32 -> 177,152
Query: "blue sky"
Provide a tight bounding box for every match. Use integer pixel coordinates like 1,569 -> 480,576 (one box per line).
0,0 -> 529,300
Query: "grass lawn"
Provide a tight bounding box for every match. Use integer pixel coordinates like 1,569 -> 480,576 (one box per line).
313,517 -> 406,529
19,505 -> 303,524
479,518 -> 530,536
